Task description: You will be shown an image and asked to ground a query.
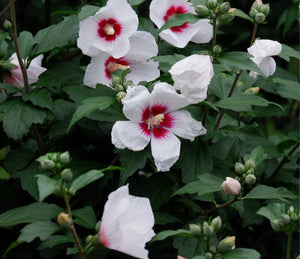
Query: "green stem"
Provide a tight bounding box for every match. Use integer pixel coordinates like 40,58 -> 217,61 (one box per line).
250,23 -> 259,46
286,230 -> 293,259
212,18 -> 217,49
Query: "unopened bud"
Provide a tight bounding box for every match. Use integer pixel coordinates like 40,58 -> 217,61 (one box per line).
213,45 -> 222,55
57,212 -> 72,228
189,224 -> 202,237
279,214 -> 290,225
123,80 -> 134,88
235,162 -> 245,175
203,222 -> 214,236
290,213 -> 297,221
270,219 -> 284,232
246,87 -> 260,94
245,158 -> 256,171
207,0 -> 218,10
217,236 -> 236,253
61,168 -> 73,182
4,20 -> 12,31
68,187 -> 76,196
40,159 -> 55,170
195,5 -> 210,17
255,12 -> 265,23
111,75 -> 121,86
86,235 -> 93,244
222,177 -> 241,196
211,216 -> 222,231
114,84 -> 124,92
116,91 -> 126,102
219,2 -> 231,14
259,4 -> 270,17
219,8 -> 236,24
250,7 -> 258,19
246,168 -> 255,175
205,252 -> 213,259
209,245 -> 217,253
245,174 -> 256,185
95,221 -> 101,232
60,151 -> 70,164
287,206 -> 295,214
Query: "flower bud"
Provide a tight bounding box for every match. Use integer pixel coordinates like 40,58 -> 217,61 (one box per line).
290,213 -> 297,221
279,214 -> 290,225
259,4 -> 270,17
218,8 -> 236,24
213,45 -> 222,55
270,219 -> 284,232
246,168 -> 255,175
123,80 -> 134,89
245,174 -> 256,185
189,224 -> 202,237
217,236 -> 236,253
205,252 -> 213,259
207,0 -> 218,10
40,159 -> 55,170
4,20 -> 12,31
211,216 -> 222,231
209,245 -> 217,253
95,221 -> 101,232
57,212 -> 72,228
287,206 -> 294,214
219,2 -> 231,14
60,151 -> 70,164
203,221 -> 214,236
255,12 -> 265,23
114,84 -> 124,92
86,235 -> 94,244
235,162 -> 245,175
116,91 -> 126,102
68,187 -> 76,196
177,256 -> 186,259
195,5 -> 210,17
245,158 -> 256,171
250,7 -> 258,19
61,168 -> 73,182
111,74 -> 121,86
246,86 -> 260,94
222,177 -> 241,196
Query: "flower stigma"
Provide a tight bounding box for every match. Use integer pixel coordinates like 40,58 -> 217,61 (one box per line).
147,113 -> 165,129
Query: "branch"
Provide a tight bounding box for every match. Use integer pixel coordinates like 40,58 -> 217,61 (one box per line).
202,196 -> 238,215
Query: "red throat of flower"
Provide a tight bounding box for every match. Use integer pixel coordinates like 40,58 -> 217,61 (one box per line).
104,56 -> 130,79
163,5 -> 189,32
98,18 -> 122,41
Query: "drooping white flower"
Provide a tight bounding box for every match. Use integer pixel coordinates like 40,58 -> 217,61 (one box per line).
99,185 -> 155,259
149,0 -> 213,48
247,39 -> 282,78
77,0 -> 138,58
221,177 -> 241,196
84,31 -> 160,87
111,83 -> 207,171
169,54 -> 214,104
4,53 -> 46,88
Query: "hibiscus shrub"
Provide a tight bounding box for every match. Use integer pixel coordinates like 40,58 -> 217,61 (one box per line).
0,0 -> 299,258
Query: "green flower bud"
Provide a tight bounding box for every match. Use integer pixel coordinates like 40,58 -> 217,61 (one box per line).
68,187 -> 76,196
111,75 -> 121,86
60,151 -> 70,164
207,0 -> 218,10
213,45 -> 222,55
95,221 -> 101,232
209,245 -> 217,253
116,91 -> 126,102
218,8 -> 236,24
246,168 -> 255,175
211,216 -> 222,231
235,162 -> 245,175
245,174 -> 256,185
205,252 -> 213,259
259,4 -> 270,17
203,221 -> 214,236
85,235 -> 94,244
290,213 -> 297,221
4,20 -> 12,31
114,84 -> 124,92
250,7 -> 258,19
40,159 -> 55,170
123,80 -> 134,88
189,223 -> 202,237
287,206 -> 295,214
245,158 -> 256,171
255,12 -> 265,23
270,219 -> 284,232
217,236 -> 236,253
195,5 -> 210,17
219,2 -> 231,14
61,168 -> 73,182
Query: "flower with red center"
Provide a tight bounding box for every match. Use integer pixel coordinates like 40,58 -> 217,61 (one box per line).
99,185 -> 155,259
77,0 -> 138,58
84,31 -> 160,87
4,53 -> 46,89
111,83 -> 206,171
150,0 -> 213,48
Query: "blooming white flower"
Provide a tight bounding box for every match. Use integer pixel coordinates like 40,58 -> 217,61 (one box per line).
99,185 -> 155,259
169,54 -> 214,104
84,31 -> 160,87
77,0 -> 138,58
111,83 -> 207,171
4,53 -> 46,88
221,177 -> 241,196
149,0 -> 213,48
247,39 -> 282,78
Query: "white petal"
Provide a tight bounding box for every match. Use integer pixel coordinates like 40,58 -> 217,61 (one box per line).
249,71 -> 258,79
168,110 -> 206,140
122,85 -> 151,122
247,39 -> 282,58
257,56 -> 277,77
150,82 -> 189,112
151,131 -> 181,172
191,19 -> 213,44
127,60 -> 160,84
111,121 -> 150,151
27,55 -> 47,85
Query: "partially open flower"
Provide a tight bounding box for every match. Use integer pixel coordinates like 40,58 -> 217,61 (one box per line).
221,177 -> 241,196
99,185 -> 155,259
77,0 -> 138,58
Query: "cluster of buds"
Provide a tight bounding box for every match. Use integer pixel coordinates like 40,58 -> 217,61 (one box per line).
249,0 -> 270,24
235,158 -> 257,186
110,69 -> 134,102
195,0 -> 236,25
37,151 -> 71,171
270,206 -> 300,232
189,216 -> 222,238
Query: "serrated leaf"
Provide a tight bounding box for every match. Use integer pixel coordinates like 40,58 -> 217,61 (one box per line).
242,185 -> 297,200
0,82 -> 21,94
36,175 -> 61,202
22,89 -> 53,109
39,235 -> 74,249
222,248 -> 261,259
256,203 -> 286,220
151,229 -> 193,242
154,212 -> 182,225
73,206 -> 97,229
18,222 -> 59,242
78,5 -> 100,21
0,202 -> 63,228
235,9 -> 254,23
279,44 -> 300,62
272,78 -> 300,101
67,96 -> 115,132
18,31 -> 36,58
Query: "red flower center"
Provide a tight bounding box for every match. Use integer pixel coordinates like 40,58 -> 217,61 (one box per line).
163,5 -> 189,32
140,104 -> 174,139
104,56 -> 130,79
98,18 -> 122,41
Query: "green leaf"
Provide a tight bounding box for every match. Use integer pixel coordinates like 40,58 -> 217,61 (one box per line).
158,13 -> 200,33
22,89 -> 53,109
73,206 -> 97,229
0,82 -> 21,94
0,202 -> 63,228
283,4 -> 298,37
242,185 -> 297,200
36,175 -> 61,202
243,146 -> 266,167
78,5 -> 100,21
154,212 -> 182,225
151,229 -> 193,242
39,235 -> 74,249
222,248 -> 261,259
272,78 -> 300,101
152,54 -> 185,72
173,173 -> 223,196
128,0 -> 147,6
235,9 -> 254,23
67,96 -> 115,132
18,222 -> 59,242
2,100 -> 46,140
18,31 -> 36,58
256,203 -> 286,220
33,15 -> 79,55
0,165 -> 10,180
173,235 -> 205,258
279,44 -> 300,62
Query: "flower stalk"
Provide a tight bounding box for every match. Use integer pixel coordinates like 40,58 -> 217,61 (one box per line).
286,230 -> 293,259
203,196 -> 238,215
